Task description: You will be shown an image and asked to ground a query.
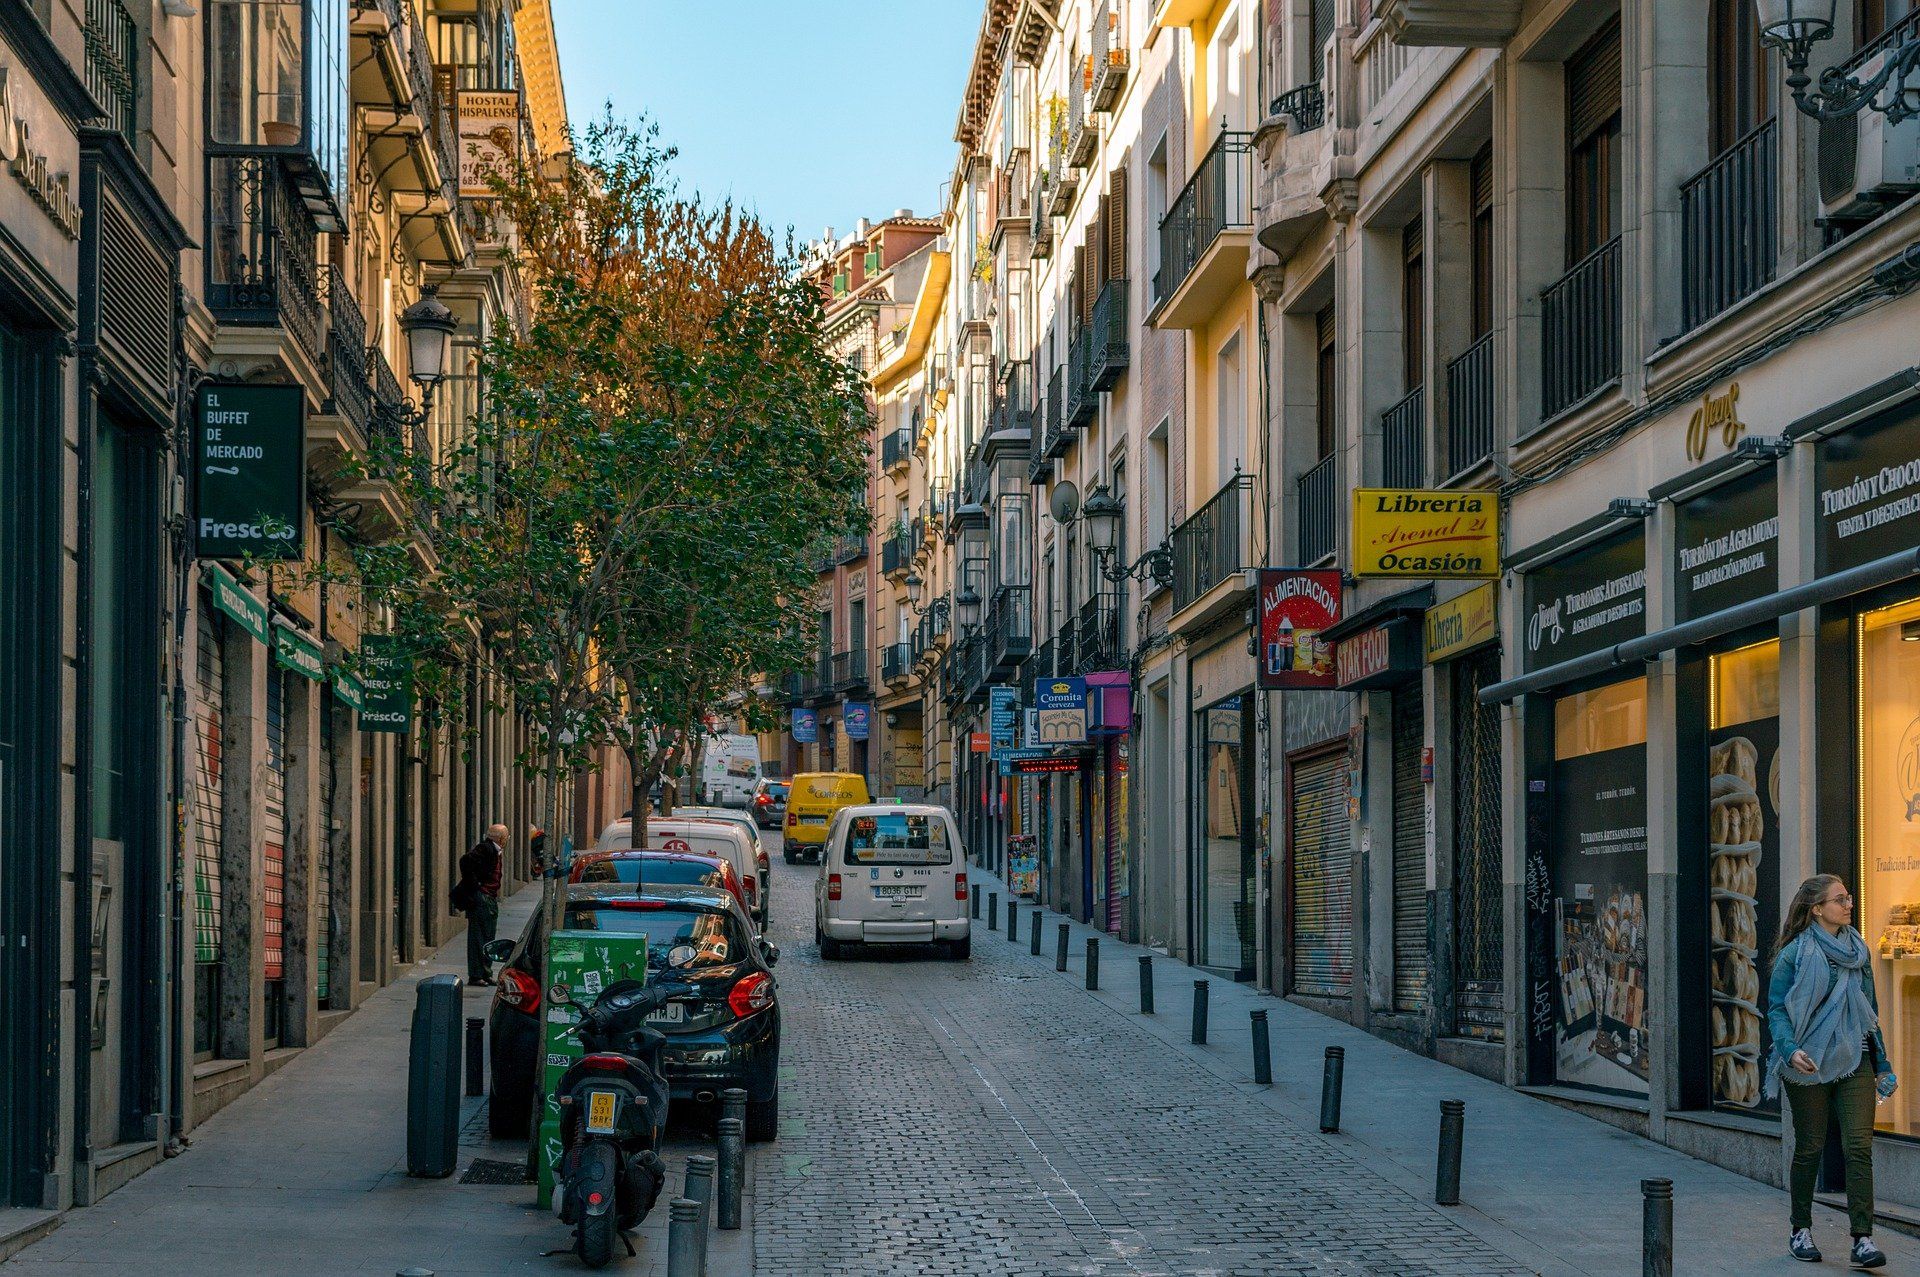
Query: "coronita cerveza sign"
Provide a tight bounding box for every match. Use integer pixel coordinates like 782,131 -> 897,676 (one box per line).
1350,488 -> 1500,579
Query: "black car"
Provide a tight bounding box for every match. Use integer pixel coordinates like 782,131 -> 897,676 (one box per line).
485,882 -> 781,1142
750,779 -> 788,829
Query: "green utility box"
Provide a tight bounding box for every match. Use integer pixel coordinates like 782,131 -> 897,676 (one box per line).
535,930 -> 649,1208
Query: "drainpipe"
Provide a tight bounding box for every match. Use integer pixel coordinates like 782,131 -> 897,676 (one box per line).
71,338 -> 97,1206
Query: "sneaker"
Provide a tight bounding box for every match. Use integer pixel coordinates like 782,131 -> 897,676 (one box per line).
1852,1235 -> 1886,1269
1791,1229 -> 1822,1262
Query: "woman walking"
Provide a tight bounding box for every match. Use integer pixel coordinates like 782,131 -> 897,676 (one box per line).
1767,873 -> 1895,1267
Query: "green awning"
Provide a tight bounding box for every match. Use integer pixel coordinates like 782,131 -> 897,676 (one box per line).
203,562 -> 269,646
272,619 -> 325,682
332,665 -> 366,711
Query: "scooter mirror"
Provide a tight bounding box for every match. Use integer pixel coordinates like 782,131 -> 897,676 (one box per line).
666,944 -> 698,969
547,983 -> 573,1006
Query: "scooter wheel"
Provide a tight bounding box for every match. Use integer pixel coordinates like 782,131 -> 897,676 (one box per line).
578,1211 -> 615,1269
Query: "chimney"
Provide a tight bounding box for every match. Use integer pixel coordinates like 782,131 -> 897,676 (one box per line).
894,208 -> 913,220
855,217 -> 872,238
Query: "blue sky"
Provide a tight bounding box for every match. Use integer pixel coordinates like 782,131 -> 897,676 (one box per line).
552,1 -> 983,245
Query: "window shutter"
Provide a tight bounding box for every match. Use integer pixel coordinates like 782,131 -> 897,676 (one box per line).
1073,243 -> 1089,325
1470,143 -> 1493,214
1567,19 -> 1622,146
1094,192 -> 1110,284
1107,166 -> 1128,281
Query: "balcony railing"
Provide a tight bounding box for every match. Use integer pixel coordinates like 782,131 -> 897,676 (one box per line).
831,648 -> 868,691
881,530 -> 913,575
1073,593 -> 1123,673
1270,82 -> 1325,133
1171,474 -> 1252,614
1031,171 -> 1054,256
1680,117 -> 1777,333
881,427 -> 913,470
995,359 -> 1034,438
1088,278 -> 1129,390
988,584 -> 1034,673
998,152 -> 1033,228
1032,635 -> 1056,680
1541,236 -> 1621,420
84,0 -> 137,143
1091,0 -> 1128,111
1155,132 -> 1253,306
1381,386 -> 1424,490
1298,454 -> 1338,564
832,532 -> 867,565
208,154 -> 326,370
1066,324 -> 1095,427
1446,333 -> 1495,476
1048,137 -> 1079,217
1045,366 -> 1070,457
882,642 -> 912,684
323,265 -> 371,438
1066,63 -> 1096,167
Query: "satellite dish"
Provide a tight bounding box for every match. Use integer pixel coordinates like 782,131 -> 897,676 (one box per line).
1049,480 -> 1081,525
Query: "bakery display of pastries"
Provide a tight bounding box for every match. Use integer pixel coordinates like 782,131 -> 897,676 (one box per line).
1709,736 -> 1767,1109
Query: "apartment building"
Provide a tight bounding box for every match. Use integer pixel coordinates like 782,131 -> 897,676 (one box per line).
0,0 -> 566,1230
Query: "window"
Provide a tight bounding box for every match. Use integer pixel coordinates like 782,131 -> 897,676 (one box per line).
1216,331 -> 1245,486
1566,19 -> 1623,264
1471,145 -> 1494,339
1858,0 -> 1918,48
1147,135 -> 1169,289
845,812 -> 953,865
1710,0 -> 1772,155
1146,418 -> 1170,553
561,904 -> 742,968
1315,302 -> 1337,460
1402,219 -> 1425,392
849,600 -> 865,653
209,0 -> 350,220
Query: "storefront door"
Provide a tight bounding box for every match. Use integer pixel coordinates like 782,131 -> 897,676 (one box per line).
264,665 -> 290,1048
1289,747 -> 1353,997
1391,687 -> 1427,1011
1195,695 -> 1253,976
1451,650 -> 1504,1039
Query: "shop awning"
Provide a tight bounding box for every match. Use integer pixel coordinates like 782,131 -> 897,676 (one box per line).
204,562 -> 270,645
1480,545 -> 1920,704
272,616 -> 326,681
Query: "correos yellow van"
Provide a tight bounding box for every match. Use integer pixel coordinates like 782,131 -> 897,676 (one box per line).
783,772 -> 870,862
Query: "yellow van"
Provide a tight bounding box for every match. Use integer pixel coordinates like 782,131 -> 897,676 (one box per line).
783,772 -> 871,862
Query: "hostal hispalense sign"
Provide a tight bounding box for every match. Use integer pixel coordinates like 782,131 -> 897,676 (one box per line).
1352,489 -> 1500,579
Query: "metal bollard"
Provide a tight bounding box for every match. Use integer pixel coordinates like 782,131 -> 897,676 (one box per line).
989,891 -> 999,931
1056,922 -> 1070,972
666,1198 -> 702,1277
971,884 -> 981,919
684,1154 -> 715,1272
1191,979 -> 1209,1044
1320,1045 -> 1345,1133
464,1017 -> 485,1097
1007,898 -> 1019,940
716,1116 -> 745,1231
1085,937 -> 1100,991
720,1086 -> 747,1132
1436,1099 -> 1464,1206
1138,956 -> 1154,1014
397,1270 -> 435,1277
1642,1178 -> 1673,1277
1251,1009 -> 1272,1085
1030,911 -> 1042,955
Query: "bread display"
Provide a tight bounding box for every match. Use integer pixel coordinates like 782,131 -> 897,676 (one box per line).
1710,735 -> 1767,1109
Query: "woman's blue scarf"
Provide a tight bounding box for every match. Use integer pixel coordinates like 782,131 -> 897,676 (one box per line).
1767,924 -> 1878,1099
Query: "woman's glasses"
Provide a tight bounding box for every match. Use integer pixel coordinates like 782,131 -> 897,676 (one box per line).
1821,893 -> 1855,908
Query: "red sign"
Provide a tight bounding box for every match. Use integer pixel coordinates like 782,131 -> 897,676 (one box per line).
1334,618 -> 1422,690
660,837 -> 692,854
969,732 -> 991,753
1257,569 -> 1343,690
1013,755 -> 1082,774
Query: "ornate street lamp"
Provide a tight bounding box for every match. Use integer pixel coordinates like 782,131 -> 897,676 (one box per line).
400,284 -> 457,398
1756,0 -> 1920,121
1081,484 -> 1122,557
905,572 -> 925,608
956,585 -> 982,629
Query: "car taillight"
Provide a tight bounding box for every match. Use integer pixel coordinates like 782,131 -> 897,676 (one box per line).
785,811 -> 797,827
755,794 -> 771,806
827,873 -> 842,900
954,872 -> 968,901
727,972 -> 774,1018
580,1053 -> 630,1071
496,966 -> 541,1015
742,877 -> 757,901
605,899 -> 668,910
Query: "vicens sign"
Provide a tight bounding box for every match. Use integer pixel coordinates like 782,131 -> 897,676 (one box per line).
0,68 -> 80,239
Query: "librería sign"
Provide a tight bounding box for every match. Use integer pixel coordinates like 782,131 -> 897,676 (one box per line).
194,383 -> 305,561
1350,489 -> 1499,579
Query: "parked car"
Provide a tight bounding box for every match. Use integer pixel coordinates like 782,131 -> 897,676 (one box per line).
782,772 -> 871,863
571,849 -> 752,918
484,882 -> 782,1142
672,807 -> 771,906
815,803 -> 968,960
750,778 -> 789,830
595,817 -> 765,930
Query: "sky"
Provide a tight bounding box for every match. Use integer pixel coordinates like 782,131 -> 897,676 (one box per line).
551,1 -> 984,247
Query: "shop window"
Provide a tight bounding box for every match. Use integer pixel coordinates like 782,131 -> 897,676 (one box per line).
1858,597 -> 1920,1136
1196,696 -> 1253,975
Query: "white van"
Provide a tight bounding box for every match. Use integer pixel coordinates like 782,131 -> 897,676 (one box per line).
700,734 -> 763,808
814,804 -> 968,960
595,816 -> 766,930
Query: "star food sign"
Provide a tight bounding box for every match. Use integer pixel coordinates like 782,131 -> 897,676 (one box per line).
194,384 -> 305,561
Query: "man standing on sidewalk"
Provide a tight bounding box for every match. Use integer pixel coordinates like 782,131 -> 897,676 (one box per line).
462,823 -> 509,985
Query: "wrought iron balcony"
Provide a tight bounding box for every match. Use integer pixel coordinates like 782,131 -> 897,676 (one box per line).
1066,64 -> 1096,168
1680,117 -> 1777,334
1087,278 -> 1129,391
1382,386 -> 1425,489
323,265 -> 371,438
1270,82 -> 1325,133
1541,236 -> 1621,420
1066,324 -> 1096,428
1047,138 -> 1079,217
882,427 -> 914,471
882,642 -> 912,684
1031,635 -> 1056,681
1154,132 -> 1253,313
988,584 -> 1034,674
994,359 -> 1035,439
84,0 -> 138,143
997,151 -> 1033,230
881,529 -> 913,576
1171,475 -> 1252,614
830,648 -> 868,692
1446,333 -> 1494,476
1297,455 -> 1338,565
1031,171 -> 1055,257
207,154 -> 326,370
1091,0 -> 1128,111
1072,593 -> 1123,673
1044,365 -> 1070,458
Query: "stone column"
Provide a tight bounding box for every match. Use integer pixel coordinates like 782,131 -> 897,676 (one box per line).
218,598 -> 265,1065
281,666 -> 319,1047
1423,160 -> 1474,479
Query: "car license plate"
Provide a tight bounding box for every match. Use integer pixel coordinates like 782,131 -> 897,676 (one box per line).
647,1001 -> 686,1025
800,815 -> 825,825
872,885 -> 923,900
586,1090 -> 618,1134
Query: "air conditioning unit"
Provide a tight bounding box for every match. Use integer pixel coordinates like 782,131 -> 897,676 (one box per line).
1819,53 -> 1920,222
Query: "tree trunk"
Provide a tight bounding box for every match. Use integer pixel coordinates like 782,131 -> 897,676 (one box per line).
540,734 -> 565,934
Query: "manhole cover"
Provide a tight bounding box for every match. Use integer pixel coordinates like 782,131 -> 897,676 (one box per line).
459,1157 -> 531,1185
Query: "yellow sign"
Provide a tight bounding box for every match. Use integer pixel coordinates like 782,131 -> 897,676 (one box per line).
1685,382 -> 1746,462
1352,489 -> 1500,579
1425,582 -> 1499,662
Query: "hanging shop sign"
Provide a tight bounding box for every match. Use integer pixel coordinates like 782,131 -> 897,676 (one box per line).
790,707 -> 818,744
458,89 -> 520,198
359,635 -> 413,734
1033,676 -> 1089,745
1424,582 -> 1498,663
969,731 -> 991,753
1816,405 -> 1920,575
844,702 -> 871,741
271,617 -> 325,681
194,383 -> 305,561
1013,755 -> 1083,775
1351,489 -> 1500,579
1673,468 -> 1779,623
1257,568 -> 1342,689
1334,617 -> 1423,690
1521,527 -> 1647,673
989,686 -> 1020,755
202,562 -> 270,645
332,664 -> 366,712
1684,382 -> 1748,462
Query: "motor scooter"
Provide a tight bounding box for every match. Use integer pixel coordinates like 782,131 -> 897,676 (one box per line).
546,948 -> 697,1268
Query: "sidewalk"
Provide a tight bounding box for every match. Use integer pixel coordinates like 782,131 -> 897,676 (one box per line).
3,886 -> 753,1276
971,866 -> 1917,1277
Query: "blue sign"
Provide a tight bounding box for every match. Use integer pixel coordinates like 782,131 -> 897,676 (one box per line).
989,686 -> 1020,754
1033,676 -> 1088,745
791,707 -> 818,744
844,702 -> 871,741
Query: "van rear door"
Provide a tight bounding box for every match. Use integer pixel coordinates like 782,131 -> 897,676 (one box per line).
839,811 -> 957,923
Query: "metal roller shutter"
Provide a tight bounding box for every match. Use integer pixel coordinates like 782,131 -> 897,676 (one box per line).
264,666 -> 287,986
1392,688 -> 1428,1011
317,686 -> 336,1006
1452,649 -> 1505,1039
192,598 -> 226,1057
1290,750 -> 1352,997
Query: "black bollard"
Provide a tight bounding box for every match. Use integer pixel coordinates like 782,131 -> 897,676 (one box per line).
1642,1178 -> 1673,1277
1436,1099 -> 1464,1205
684,1154 -> 715,1272
971,884 -> 981,919
1251,1009 -> 1272,1085
464,1017 -> 485,1097
1030,911 -> 1042,955
1007,898 -> 1019,941
1138,956 -> 1154,1014
1320,1045 -> 1345,1133
1085,937 -> 1100,991
1055,922 -> 1070,972
1191,979 -> 1209,1044
720,1086 -> 747,1133
666,1199 -> 701,1277
717,1116 -> 745,1231
989,891 -> 999,931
